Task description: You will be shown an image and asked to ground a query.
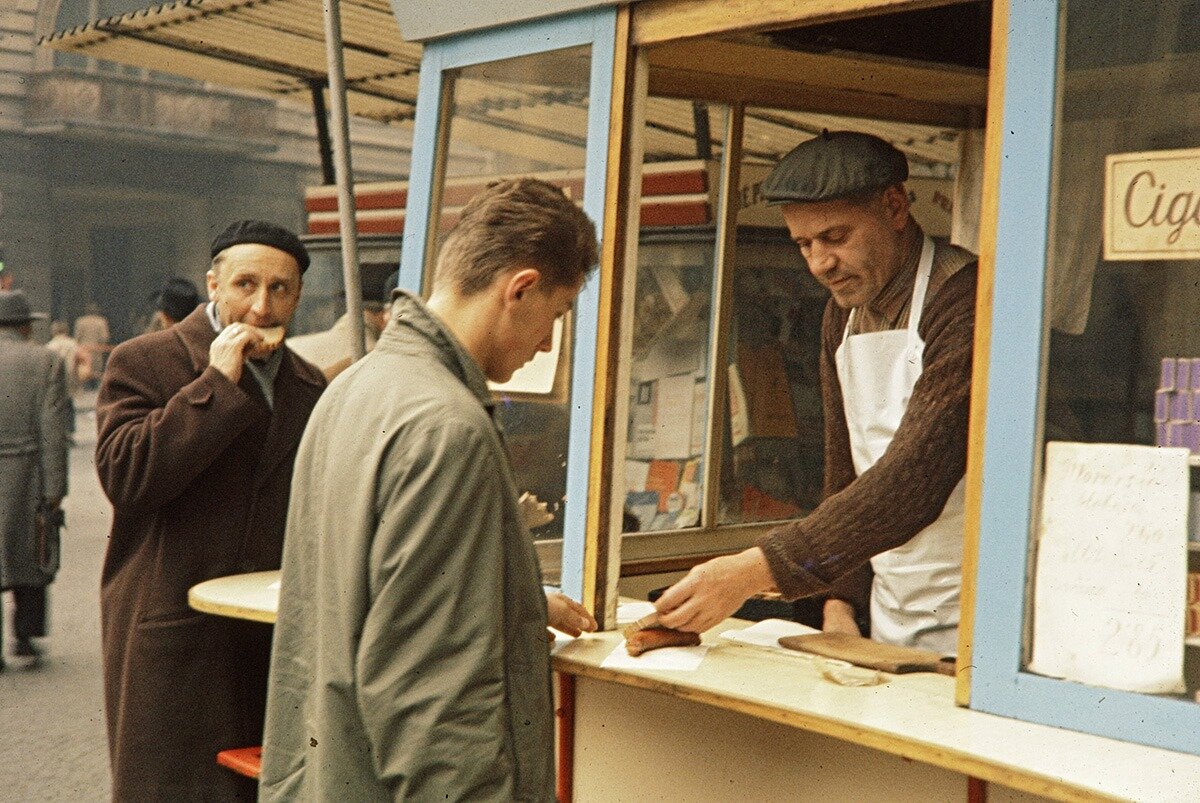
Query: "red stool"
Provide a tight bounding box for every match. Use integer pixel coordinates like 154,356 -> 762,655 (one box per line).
216,746 -> 262,779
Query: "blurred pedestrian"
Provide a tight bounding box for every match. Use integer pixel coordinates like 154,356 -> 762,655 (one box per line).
145,276 -> 202,333
287,262 -> 396,380
47,321 -> 90,393
73,301 -> 110,386
0,290 -> 69,669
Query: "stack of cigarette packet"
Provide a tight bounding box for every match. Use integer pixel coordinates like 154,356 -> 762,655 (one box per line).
1155,358 -> 1200,453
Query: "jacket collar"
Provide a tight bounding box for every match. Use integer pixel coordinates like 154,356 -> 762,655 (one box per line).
382,291 -> 495,413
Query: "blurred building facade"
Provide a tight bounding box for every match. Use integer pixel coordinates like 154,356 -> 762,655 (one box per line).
0,0 -> 412,341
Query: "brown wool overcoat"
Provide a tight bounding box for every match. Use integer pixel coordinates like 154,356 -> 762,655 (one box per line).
95,305 -> 324,801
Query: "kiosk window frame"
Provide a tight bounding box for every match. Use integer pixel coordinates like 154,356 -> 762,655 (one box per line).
399,7 -> 622,604
968,0 -> 1200,756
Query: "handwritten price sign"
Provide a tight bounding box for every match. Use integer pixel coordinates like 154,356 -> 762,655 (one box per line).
1029,442 -> 1188,694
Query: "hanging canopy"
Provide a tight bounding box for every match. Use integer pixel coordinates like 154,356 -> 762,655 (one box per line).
39,1 -> 967,174
40,0 -> 422,124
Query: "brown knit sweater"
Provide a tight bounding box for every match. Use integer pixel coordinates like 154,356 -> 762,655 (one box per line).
756,235 -> 978,615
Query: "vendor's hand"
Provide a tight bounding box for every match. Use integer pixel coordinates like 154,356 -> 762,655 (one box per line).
546,591 -> 597,637
518,492 -> 554,530
822,599 -> 861,637
655,547 -> 775,633
209,322 -> 261,384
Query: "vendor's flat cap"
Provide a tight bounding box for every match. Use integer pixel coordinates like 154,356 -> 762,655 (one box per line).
762,130 -> 908,204
211,219 -> 310,272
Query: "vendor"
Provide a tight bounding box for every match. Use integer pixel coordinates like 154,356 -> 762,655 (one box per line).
655,131 -> 977,653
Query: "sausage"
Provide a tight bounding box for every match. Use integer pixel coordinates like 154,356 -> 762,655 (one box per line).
624,625 -> 701,656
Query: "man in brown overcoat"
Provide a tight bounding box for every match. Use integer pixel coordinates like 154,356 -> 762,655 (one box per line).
95,221 -> 325,800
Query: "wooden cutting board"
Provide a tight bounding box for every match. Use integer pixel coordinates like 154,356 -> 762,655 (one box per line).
777,632 -> 956,676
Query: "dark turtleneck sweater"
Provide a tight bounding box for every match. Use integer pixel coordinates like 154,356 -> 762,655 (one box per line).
757,230 -> 978,614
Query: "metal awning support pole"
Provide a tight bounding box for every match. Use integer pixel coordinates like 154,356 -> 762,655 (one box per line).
321,0 -> 365,360
308,78 -> 337,186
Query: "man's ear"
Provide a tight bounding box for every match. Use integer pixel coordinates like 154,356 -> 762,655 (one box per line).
881,185 -> 911,229
502,267 -> 542,305
205,269 -> 219,301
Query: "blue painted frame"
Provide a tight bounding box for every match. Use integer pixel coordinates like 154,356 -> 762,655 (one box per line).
970,0 -> 1200,755
399,8 -> 618,601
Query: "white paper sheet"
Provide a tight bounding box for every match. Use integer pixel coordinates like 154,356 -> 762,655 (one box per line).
1028,442 -> 1188,693
718,618 -> 820,652
601,640 -> 709,671
653,373 -> 697,460
267,579 -> 281,591
624,460 -> 651,494
616,601 -> 657,624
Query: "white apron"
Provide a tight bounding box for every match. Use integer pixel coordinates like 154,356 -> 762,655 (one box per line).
834,236 -> 964,654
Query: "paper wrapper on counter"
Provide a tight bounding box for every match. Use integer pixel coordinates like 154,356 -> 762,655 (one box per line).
777,632 -> 957,676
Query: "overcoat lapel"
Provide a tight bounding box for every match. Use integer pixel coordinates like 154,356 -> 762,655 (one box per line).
254,349 -> 323,489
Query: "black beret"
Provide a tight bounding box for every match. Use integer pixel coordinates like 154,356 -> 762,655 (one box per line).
210,220 -> 310,273
157,276 -> 202,322
762,131 -> 909,204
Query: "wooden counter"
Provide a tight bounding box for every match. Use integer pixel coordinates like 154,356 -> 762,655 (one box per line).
553,625 -> 1200,801
187,573 -> 1200,800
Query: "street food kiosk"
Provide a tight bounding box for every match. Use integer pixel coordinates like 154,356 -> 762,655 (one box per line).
385,0 -> 1200,798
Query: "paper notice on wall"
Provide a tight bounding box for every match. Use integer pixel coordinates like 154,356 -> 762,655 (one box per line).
653,373 -> 696,460
1028,442 -> 1188,694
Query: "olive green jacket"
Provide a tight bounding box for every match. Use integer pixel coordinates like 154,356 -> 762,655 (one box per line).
261,291 -> 554,801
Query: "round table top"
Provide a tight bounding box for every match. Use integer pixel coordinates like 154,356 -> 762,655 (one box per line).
188,570 -> 280,624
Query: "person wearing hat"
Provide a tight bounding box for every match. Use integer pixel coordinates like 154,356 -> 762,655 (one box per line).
94,220 -> 326,800
145,275 -> 203,333
287,262 -> 396,380
654,132 -> 978,654
0,290 -> 69,668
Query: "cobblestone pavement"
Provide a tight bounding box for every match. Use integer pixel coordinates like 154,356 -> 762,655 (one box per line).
0,393 -> 111,800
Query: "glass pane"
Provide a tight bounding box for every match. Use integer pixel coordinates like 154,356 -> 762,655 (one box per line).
432,45 -> 593,542
620,102 -> 731,534
1028,0 -> 1200,702
290,237 -> 401,338
718,108 -> 962,526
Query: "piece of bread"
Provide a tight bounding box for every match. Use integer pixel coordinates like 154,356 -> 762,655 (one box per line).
624,625 -> 701,656
251,325 -> 286,349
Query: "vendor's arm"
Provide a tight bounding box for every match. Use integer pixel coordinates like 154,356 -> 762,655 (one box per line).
356,419 -> 520,800
656,547 -> 775,633
757,265 -> 977,600
94,332 -> 263,512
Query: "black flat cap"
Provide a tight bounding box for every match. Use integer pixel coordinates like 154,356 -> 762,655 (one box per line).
762,131 -> 909,204
211,220 -> 310,272
157,276 -> 202,322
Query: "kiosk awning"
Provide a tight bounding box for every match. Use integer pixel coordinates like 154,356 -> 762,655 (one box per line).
39,0 -> 422,124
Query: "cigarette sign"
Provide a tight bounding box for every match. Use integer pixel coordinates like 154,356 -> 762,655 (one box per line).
1105,147 -> 1200,260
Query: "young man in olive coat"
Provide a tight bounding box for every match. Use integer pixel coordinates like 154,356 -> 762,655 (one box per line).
263,180 -> 598,801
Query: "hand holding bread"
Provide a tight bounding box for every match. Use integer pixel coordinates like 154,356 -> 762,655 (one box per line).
209,323 -> 285,383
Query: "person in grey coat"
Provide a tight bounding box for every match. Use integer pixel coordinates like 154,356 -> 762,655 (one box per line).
0,290 -> 68,667
262,178 -> 599,801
